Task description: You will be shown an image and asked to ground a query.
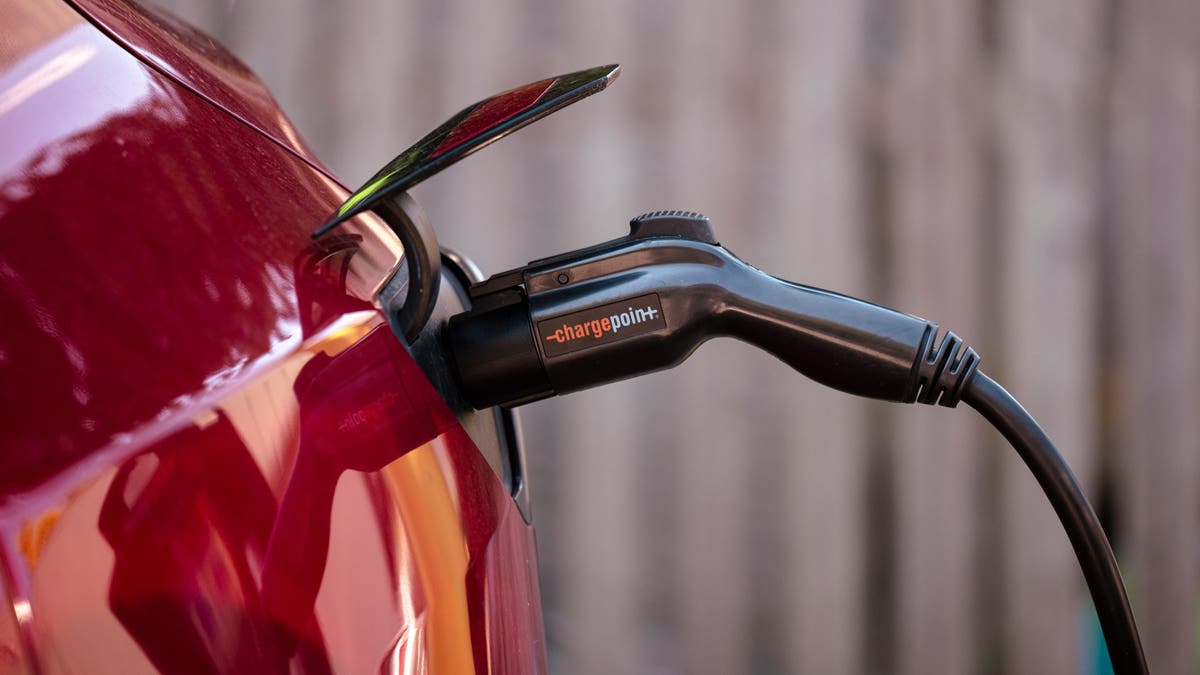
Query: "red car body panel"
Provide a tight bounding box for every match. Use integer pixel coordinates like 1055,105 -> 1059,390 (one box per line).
64,0 -> 329,172
0,1 -> 547,673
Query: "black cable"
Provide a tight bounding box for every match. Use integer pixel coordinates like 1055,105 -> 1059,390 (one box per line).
962,372 -> 1147,675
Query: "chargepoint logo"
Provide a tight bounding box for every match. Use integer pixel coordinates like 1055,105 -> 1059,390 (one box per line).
544,304 -> 659,343
537,294 -> 666,357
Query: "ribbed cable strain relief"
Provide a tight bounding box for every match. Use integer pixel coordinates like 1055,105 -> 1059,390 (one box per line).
903,326 -> 981,407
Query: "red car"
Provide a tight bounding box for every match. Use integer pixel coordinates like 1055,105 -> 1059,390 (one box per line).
0,0 -> 550,671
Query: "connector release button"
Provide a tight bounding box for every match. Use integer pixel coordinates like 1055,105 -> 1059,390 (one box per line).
629,210 -> 717,245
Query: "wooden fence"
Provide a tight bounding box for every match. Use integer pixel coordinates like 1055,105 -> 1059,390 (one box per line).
159,0 -> 1199,672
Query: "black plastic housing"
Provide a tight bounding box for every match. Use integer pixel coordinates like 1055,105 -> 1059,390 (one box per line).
446,232 -> 975,410
446,289 -> 551,407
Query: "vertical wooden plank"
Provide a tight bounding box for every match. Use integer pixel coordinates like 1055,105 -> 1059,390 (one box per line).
766,0 -> 870,673
1111,1 -> 1200,672
324,0 -> 420,185
996,1 -> 1104,673
885,0 -> 986,673
520,3 -> 645,673
413,0 -> 528,273
619,6 -> 690,673
502,5 -> 574,669
660,2 -> 764,672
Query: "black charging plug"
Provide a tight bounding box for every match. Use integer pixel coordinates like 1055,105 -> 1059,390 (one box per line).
447,211 -> 977,409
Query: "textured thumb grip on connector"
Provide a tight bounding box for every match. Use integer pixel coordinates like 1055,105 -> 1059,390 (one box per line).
904,326 -> 980,407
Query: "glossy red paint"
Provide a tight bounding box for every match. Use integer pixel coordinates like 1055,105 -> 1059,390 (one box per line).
0,1 -> 547,672
64,0 -> 329,172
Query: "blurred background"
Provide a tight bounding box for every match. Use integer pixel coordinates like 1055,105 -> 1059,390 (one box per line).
157,0 -> 1198,673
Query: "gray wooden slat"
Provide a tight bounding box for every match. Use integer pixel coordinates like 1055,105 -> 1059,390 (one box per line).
325,0 -> 418,185
617,7 -> 693,674
996,1 -> 1104,672
503,6 -> 581,670
884,0 -> 987,672
1111,1 -> 1200,672
767,0 -> 870,673
659,3 -> 764,673
518,2 -> 646,673
414,0 -> 528,273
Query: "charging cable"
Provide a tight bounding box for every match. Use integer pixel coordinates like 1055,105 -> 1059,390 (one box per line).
445,210 -> 1148,674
